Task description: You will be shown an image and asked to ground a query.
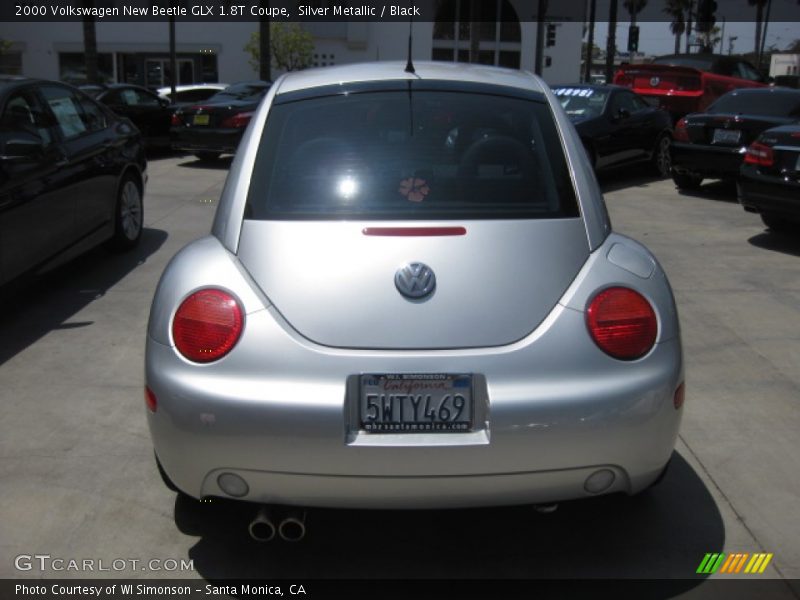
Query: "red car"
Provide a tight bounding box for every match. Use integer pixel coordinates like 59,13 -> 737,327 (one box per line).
614,54 -> 768,121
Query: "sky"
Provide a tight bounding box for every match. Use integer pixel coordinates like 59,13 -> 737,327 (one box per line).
591,20 -> 800,56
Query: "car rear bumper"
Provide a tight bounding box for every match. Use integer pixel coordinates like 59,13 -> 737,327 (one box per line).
146,305 -> 683,509
171,127 -> 244,154
672,141 -> 746,179
738,166 -> 800,219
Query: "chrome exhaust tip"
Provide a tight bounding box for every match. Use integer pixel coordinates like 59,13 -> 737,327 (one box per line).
248,507 -> 276,542
278,510 -> 307,542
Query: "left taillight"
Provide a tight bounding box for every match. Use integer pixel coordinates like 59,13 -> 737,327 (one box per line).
744,141 -> 774,167
673,117 -> 690,142
221,111 -> 254,128
586,287 -> 658,361
170,113 -> 183,126
172,289 -> 244,363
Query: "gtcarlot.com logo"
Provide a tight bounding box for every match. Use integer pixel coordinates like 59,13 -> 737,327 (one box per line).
696,552 -> 773,574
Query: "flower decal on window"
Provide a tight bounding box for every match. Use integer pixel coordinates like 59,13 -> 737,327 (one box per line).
398,177 -> 430,203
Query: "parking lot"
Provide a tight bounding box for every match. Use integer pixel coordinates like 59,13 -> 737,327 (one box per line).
0,154 -> 798,595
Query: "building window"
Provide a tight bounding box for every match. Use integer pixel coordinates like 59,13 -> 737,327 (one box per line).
433,0 -> 521,69
312,53 -> 336,68
59,52 -> 114,84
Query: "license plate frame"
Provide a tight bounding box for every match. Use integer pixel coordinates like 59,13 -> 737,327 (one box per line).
359,373 -> 473,433
193,114 -> 210,126
712,128 -> 741,145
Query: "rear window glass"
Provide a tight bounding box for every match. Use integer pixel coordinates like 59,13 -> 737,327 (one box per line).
651,55 -> 714,70
245,89 -> 579,220
210,83 -> 268,102
553,87 -> 608,119
709,91 -> 800,117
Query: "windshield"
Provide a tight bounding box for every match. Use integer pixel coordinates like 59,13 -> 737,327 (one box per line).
246,87 -> 579,221
552,87 -> 608,119
709,91 -> 800,118
209,83 -> 268,102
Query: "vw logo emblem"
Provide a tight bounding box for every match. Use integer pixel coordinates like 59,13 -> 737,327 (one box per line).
650,76 -> 661,87
395,263 -> 436,299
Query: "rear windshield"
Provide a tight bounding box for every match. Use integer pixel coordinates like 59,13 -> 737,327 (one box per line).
210,83 -> 268,102
709,91 -> 800,117
651,55 -> 714,70
552,87 -> 608,119
245,88 -> 579,220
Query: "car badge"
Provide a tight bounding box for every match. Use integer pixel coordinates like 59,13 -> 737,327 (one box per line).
650,77 -> 661,87
395,263 -> 436,299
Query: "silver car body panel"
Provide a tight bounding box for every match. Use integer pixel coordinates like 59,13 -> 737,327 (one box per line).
149,62 -> 682,509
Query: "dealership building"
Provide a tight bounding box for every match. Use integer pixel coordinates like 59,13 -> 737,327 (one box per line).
0,0 -> 583,86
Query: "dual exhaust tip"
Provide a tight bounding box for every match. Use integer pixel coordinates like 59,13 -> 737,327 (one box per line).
248,507 -> 306,542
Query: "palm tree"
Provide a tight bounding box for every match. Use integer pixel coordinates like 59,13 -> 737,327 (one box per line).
604,0 -> 618,83
748,0 -> 768,55
259,0 -> 271,81
623,0 -> 647,26
82,0 -> 98,84
664,0 -> 690,54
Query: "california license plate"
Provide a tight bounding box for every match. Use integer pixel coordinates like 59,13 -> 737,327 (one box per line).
712,128 -> 741,144
193,114 -> 210,126
359,374 -> 472,433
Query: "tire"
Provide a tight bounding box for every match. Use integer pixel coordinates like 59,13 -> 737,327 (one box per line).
761,213 -> 796,233
194,151 -> 220,161
672,171 -> 703,191
651,133 -> 672,178
109,176 -> 143,251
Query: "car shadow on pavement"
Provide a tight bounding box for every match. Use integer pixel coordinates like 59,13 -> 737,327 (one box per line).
674,180 -> 738,203
0,227 -> 167,366
174,450 -> 723,594
176,155 -> 234,170
748,230 -> 800,257
598,171 -> 667,195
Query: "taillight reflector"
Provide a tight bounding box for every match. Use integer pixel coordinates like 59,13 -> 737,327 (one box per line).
674,382 -> 685,410
744,141 -> 774,167
586,287 -> 658,360
145,386 -> 157,412
673,118 -> 690,142
172,289 -> 243,363
221,111 -> 254,128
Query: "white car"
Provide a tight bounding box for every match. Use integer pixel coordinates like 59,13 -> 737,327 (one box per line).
156,83 -> 228,105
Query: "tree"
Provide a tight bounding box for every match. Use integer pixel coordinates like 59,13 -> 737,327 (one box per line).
623,0 -> 647,26
664,0 -> 690,55
82,0 -> 98,84
748,0 -> 768,55
245,23 -> 313,73
258,0 -> 271,81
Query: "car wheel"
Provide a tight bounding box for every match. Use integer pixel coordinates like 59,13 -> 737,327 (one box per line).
672,171 -> 703,191
109,176 -> 143,251
194,152 -> 220,161
652,133 -> 672,178
761,213 -> 796,233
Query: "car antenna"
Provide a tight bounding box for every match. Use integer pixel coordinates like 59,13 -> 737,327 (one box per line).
405,15 -> 415,74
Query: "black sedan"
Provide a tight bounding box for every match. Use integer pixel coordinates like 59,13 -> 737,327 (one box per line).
552,84 -> 673,176
80,84 -> 173,148
0,77 -> 146,285
671,88 -> 800,191
738,124 -> 800,232
170,81 -> 271,161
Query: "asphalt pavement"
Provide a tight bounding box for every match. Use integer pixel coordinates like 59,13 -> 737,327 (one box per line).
0,155 -> 797,597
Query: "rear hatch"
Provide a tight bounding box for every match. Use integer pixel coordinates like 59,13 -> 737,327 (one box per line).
175,99 -> 255,128
685,113 -> 794,147
235,81 -> 590,349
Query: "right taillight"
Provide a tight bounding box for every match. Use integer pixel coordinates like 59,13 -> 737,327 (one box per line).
586,287 -> 658,360
744,141 -> 774,167
673,117 -> 690,142
172,289 -> 244,363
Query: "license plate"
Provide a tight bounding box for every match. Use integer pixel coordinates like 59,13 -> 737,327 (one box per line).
193,114 -> 209,126
359,374 -> 472,433
712,128 -> 741,144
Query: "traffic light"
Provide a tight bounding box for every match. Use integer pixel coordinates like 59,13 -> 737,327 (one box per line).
696,0 -> 717,33
627,25 -> 640,53
546,23 -> 556,47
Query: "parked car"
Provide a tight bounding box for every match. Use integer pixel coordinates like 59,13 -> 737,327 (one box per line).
613,54 -> 768,120
145,62 -> 683,539
170,81 -> 271,161
81,83 -> 173,148
0,78 -> 146,285
552,84 -> 673,176
671,87 -> 800,190
156,83 -> 229,106
738,124 -> 800,232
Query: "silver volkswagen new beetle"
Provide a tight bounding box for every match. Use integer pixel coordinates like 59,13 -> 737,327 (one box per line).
145,62 -> 683,540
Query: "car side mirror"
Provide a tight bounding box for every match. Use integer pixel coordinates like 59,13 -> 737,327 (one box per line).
0,131 -> 44,161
